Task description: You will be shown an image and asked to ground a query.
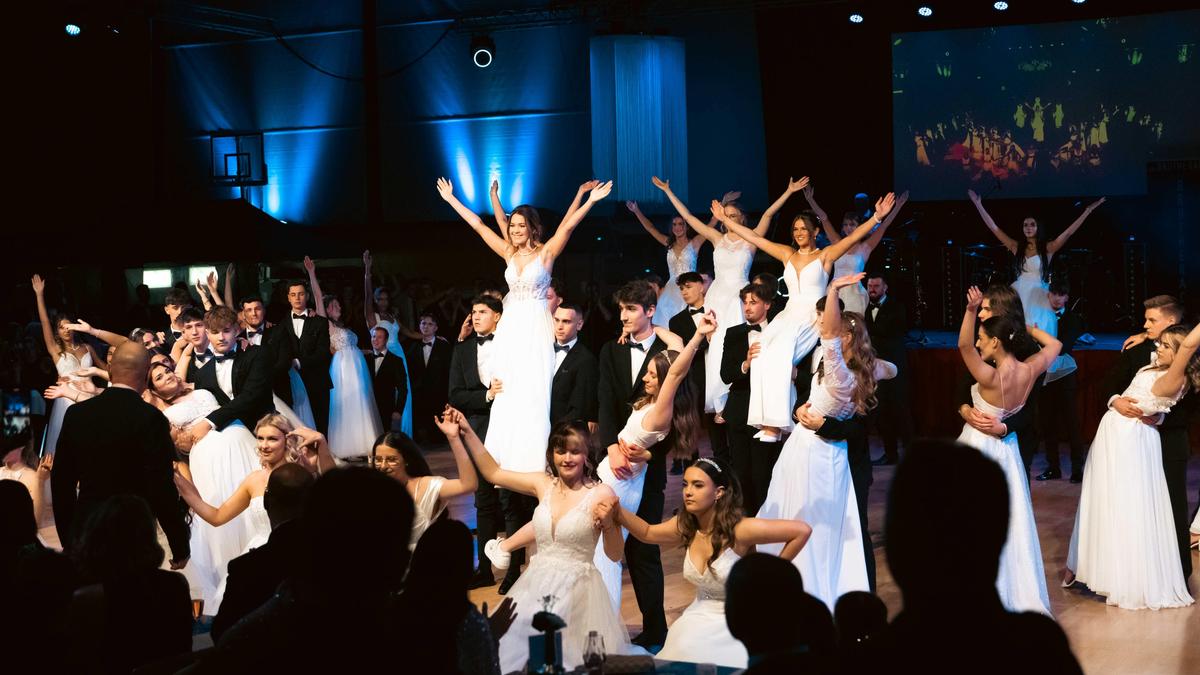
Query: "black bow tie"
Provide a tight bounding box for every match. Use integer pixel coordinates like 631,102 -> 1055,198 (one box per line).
194,349 -> 213,361
423,340 -> 434,347
292,313 -> 308,320
373,351 -> 386,358
868,301 -> 880,309
476,334 -> 494,346
554,343 -> 571,353
214,350 -> 237,363
171,330 -> 182,339
246,329 -> 259,338
688,307 -> 705,315
1055,310 -> 1064,318
629,341 -> 646,352
747,324 -> 762,332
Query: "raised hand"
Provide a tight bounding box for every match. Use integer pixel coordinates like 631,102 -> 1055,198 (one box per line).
721,190 -> 742,205
31,274 -> 45,295
37,453 -> 53,481
484,597 -> 518,642
696,311 -> 718,336
72,366 -> 105,379
1086,196 -> 1106,212
65,320 -> 93,335
225,262 -> 235,279
967,188 -> 981,203
651,176 -> 670,192
490,179 -> 500,196
966,285 -> 984,311
587,180 -> 614,203
787,176 -> 810,193
579,179 -> 601,194
873,192 -> 897,219
205,271 -> 219,291
303,256 -> 316,274
802,184 -> 815,201
831,272 -> 867,290
436,177 -> 455,201
710,200 -> 726,221
362,249 -> 373,270
895,190 -> 910,208
625,200 -> 640,214
434,407 -> 461,437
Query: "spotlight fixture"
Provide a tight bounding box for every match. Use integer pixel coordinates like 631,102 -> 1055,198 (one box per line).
994,1 -> 1009,9
849,13 -> 864,24
65,23 -> 81,36
1073,0 -> 1086,3
470,35 -> 495,68
918,6 -> 933,17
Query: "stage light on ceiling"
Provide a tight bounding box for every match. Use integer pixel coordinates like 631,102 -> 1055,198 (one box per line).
849,13 -> 864,24
65,23 -> 81,36
994,1 -> 1009,10
471,35 -> 495,68
1072,0 -> 1086,3
918,6 -> 933,17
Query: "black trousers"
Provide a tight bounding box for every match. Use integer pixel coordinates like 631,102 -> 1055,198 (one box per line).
847,433 -> 876,592
729,423 -> 781,516
499,489 -> 537,579
626,477 -> 667,643
706,413 -> 729,465
1161,429 -> 1192,579
305,377 -> 331,434
872,376 -> 912,461
1038,373 -> 1086,475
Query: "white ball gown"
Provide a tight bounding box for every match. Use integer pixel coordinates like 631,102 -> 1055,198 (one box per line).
832,244 -> 869,316
1066,367 -> 1193,610
593,405 -> 669,611
163,390 -> 261,613
1012,255 -> 1074,379
956,383 -> 1051,615
327,325 -> 382,459
372,313 -> 414,436
484,255 -> 554,472
652,244 -> 697,328
757,337 -> 868,610
656,548 -> 749,668
748,258 -> 828,432
704,235 -> 752,414
497,481 -> 634,673
241,495 -> 272,553
43,350 -> 93,455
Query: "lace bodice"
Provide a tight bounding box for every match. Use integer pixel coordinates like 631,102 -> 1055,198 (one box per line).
162,390 -> 221,429
832,245 -> 867,278
970,382 -> 1024,421
808,337 -> 857,420
56,350 -> 93,381
713,236 -> 753,283
330,325 -> 358,352
504,254 -> 551,303
1017,254 -> 1044,282
410,476 -> 447,550
667,244 -> 698,280
618,405 -> 669,450
787,258 -> 829,302
532,481 -> 602,563
683,547 -> 740,603
1123,366 -> 1185,416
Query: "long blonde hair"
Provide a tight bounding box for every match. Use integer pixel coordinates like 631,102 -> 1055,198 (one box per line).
818,311 -> 879,416
254,413 -> 297,460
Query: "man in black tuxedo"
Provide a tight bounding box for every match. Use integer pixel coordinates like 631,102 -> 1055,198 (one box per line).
190,306 -> 275,433
598,280 -> 669,649
161,287 -> 194,351
404,313 -> 451,441
449,295 -> 504,589
239,296 -> 292,406
210,463 -> 313,643
668,272 -> 726,471
549,302 -> 598,428
275,281 -> 332,433
51,342 -> 190,566
720,282 -> 775,514
865,273 -> 912,465
369,326 -> 409,434
177,306 -> 214,380
1036,281 -> 1088,482
1101,295 -> 1194,581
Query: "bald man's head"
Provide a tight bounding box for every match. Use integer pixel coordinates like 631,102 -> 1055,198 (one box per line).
108,341 -> 151,391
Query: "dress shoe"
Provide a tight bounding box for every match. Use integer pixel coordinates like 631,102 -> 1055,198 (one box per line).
497,571 -> 521,595
485,539 -> 511,570
468,569 -> 495,590
1069,473 -> 1083,484
669,458 -> 684,475
1036,469 -> 1062,481
871,456 -> 896,466
631,632 -> 666,651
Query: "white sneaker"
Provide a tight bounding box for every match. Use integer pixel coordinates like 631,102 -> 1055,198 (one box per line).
753,429 -> 781,443
484,538 -> 511,570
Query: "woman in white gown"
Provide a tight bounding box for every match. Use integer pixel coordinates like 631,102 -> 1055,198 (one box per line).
714,188 -> 898,442
32,274 -> 103,456
368,420 -> 478,550
968,191 -> 1104,378
1063,322 -> 1199,610
598,456 -> 811,668
954,286 -> 1061,615
446,408 -> 634,673
173,414 -> 336,554
147,362 -> 261,613
756,274 -> 882,610
303,257 -> 383,458
437,176 -> 612,472
626,200 -> 706,327
804,186 -> 909,316
363,250 -> 415,437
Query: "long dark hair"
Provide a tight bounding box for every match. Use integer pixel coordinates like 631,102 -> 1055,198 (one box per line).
371,432 -> 432,477
979,314 -> 1028,355
634,350 -> 700,460
676,457 -> 744,569
544,420 -> 601,485
47,309 -> 79,355
1013,218 -> 1050,283
509,204 -> 544,245
665,216 -> 693,249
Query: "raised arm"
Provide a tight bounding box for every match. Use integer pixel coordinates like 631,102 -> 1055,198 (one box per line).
710,200 -> 792,263
489,179 -> 510,245
1152,322 -> 1200,398
31,275 -> 62,360
823,193 -> 896,264
173,470 -> 252,527
431,409 -> 480,499
753,176 -> 809,237
288,427 -> 338,475
822,275 -> 863,339
1023,324 -> 1063,376
627,201 -> 669,247
66,320 -> 129,348
861,190 -> 909,254
802,183 -> 839,244
606,498 -> 681,546
1048,197 -> 1105,255
453,407 -> 545,497
176,343 -> 194,380
967,189 -> 1018,254
643,316 -> 714,432
563,179 -> 600,228
652,176 -> 723,245
437,177 -> 511,259
204,272 -> 226,307
303,256 -> 326,318
958,286 -> 995,385
362,250 -> 377,328
734,517 -> 813,561
223,263 -> 235,309
542,180 -> 613,263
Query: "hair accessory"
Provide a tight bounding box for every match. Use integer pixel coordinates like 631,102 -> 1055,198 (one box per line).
695,457 -> 722,473
849,318 -> 857,329
1008,332 -> 1015,340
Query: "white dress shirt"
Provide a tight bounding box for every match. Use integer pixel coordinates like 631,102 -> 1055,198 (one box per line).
214,347 -> 237,400
291,310 -> 309,339
870,295 -> 886,321
193,344 -> 214,369
371,349 -> 388,375
245,324 -> 265,346
476,335 -> 495,387
421,339 -> 435,366
554,337 -> 578,373
687,305 -> 706,328
628,332 -> 657,386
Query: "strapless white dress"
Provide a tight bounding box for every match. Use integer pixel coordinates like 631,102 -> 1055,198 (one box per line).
656,548 -> 748,668
44,350 -> 93,455
242,495 -> 272,554
833,245 -> 869,316
410,475 -> 447,551
327,325 -> 382,458
654,244 -> 698,327
704,236 -> 753,413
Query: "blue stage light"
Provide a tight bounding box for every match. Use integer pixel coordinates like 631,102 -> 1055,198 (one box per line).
918,6 -> 933,17
65,24 -> 81,36
849,13 -> 864,24
471,35 -> 495,68
994,1 -> 1009,10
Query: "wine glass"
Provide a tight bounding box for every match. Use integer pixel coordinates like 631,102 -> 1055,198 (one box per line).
582,630 -> 606,672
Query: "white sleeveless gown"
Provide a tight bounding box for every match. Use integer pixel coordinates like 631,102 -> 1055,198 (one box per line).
653,244 -> 698,327
44,350 -> 93,455
704,236 -> 752,413
410,475 -> 447,551
833,244 -> 869,316
327,325 -> 382,459
656,548 -> 748,668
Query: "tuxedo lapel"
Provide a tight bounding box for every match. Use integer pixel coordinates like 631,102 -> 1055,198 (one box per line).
197,359 -> 230,405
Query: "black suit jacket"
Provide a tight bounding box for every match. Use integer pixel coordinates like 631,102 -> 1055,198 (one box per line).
368,350 -> 409,422
1101,339 -> 1196,459
50,387 -> 189,560
669,308 -> 708,396
404,338 -> 452,400
210,520 -> 301,643
1055,309 -> 1085,358
720,324 -> 756,427
243,325 -> 293,403
193,345 -> 275,431
866,296 -> 908,368
449,338 -> 493,437
274,313 -> 333,391
598,335 -> 670,493
550,341 -> 599,425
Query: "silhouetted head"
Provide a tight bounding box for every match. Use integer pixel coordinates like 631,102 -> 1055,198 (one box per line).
76,495 -> 164,580
264,462 -> 314,529
726,553 -> 834,660
109,341 -> 153,391
0,479 -> 37,557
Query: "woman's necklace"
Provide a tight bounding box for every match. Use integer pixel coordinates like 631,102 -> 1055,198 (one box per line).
515,246 -> 538,257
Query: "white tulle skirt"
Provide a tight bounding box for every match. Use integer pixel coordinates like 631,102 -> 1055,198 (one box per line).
593,457 -> 647,612
656,597 -> 748,668
654,281 -> 685,328
186,422 -> 260,613
703,279 -> 745,414
327,348 -> 383,458
43,396 -> 75,455
286,369 -> 317,429
485,296 -> 554,472
747,295 -> 821,431
1066,411 -> 1193,610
